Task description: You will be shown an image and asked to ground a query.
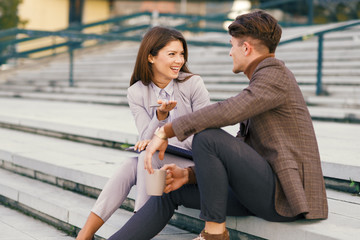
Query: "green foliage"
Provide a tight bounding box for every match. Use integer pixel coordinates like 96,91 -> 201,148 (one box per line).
120,143 -> 132,149
349,178 -> 360,195
0,0 -> 26,65
0,0 -> 24,30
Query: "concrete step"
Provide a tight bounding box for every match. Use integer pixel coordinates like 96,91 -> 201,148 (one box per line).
0,204 -> 75,240
0,168 -> 197,240
0,98 -> 359,184
2,83 -> 359,109
197,75 -> 360,86
0,127 -> 359,240
8,67 -> 360,78
205,83 -> 360,97
0,85 -> 128,96
5,75 -> 360,88
3,79 -> 130,88
0,98 -> 138,144
0,91 -> 128,105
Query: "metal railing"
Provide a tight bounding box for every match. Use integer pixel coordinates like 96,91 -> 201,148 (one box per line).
0,11 -> 231,86
279,19 -> 360,95
1,11 -> 360,94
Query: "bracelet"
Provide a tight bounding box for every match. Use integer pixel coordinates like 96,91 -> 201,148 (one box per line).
154,127 -> 168,140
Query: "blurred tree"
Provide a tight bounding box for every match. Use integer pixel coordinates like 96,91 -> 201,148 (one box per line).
0,0 -> 24,30
0,0 -> 25,65
335,3 -> 356,21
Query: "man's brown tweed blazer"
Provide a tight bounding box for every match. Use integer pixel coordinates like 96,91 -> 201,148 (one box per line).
171,57 -> 328,219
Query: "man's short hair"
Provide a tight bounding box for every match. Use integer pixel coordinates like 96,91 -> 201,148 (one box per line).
228,10 -> 282,53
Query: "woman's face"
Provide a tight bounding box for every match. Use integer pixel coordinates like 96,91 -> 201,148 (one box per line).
148,40 -> 185,87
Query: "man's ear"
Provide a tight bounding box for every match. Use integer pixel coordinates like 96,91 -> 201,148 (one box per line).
243,42 -> 251,56
148,54 -> 154,63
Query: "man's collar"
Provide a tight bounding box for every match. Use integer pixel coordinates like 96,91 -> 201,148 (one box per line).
244,53 -> 275,79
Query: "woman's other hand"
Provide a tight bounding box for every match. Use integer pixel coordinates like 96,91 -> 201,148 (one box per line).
156,100 -> 177,120
144,131 -> 168,174
134,139 -> 151,151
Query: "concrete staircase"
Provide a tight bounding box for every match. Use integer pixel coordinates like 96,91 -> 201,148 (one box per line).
0,98 -> 359,239
1,24 -> 360,122
0,23 -> 360,239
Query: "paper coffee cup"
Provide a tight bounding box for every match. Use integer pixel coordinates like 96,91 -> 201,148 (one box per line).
145,169 -> 166,196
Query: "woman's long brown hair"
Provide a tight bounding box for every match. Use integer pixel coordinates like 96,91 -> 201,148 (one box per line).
130,26 -> 192,86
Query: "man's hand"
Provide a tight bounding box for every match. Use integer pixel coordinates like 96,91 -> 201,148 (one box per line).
161,164 -> 189,193
144,127 -> 168,174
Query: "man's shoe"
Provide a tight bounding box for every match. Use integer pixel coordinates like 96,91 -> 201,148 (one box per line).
193,229 -> 230,240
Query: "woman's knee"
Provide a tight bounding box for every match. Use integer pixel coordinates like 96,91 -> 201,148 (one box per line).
113,157 -> 138,183
138,151 -> 162,169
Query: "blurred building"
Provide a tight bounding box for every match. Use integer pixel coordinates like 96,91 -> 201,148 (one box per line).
15,1 -> 360,31
18,0 -> 111,31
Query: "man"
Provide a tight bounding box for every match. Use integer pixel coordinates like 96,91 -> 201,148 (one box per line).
108,10 -> 328,240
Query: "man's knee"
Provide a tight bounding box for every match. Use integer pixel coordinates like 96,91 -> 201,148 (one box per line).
193,129 -> 219,148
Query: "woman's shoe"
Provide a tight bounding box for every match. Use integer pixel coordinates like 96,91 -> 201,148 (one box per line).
193,229 -> 230,240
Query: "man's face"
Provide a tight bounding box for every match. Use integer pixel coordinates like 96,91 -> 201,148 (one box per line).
229,36 -> 246,74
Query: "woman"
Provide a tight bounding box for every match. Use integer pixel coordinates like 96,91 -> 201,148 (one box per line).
76,26 -> 210,240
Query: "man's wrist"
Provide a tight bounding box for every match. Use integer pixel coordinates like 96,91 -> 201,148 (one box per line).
186,167 -> 197,184
154,127 -> 168,140
163,123 -> 175,138
182,168 -> 189,184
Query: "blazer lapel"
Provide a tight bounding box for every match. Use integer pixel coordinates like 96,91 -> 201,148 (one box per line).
147,85 -> 158,115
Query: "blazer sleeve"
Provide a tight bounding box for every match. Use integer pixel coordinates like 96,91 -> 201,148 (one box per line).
171,75 -> 211,150
127,83 -> 168,140
189,75 -> 211,111
172,61 -> 289,141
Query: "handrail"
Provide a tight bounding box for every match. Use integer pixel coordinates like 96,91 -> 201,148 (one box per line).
280,20 -> 360,45
0,11 -> 231,63
1,11 -> 360,93
0,11 -> 232,86
279,19 -> 360,95
78,12 -> 152,30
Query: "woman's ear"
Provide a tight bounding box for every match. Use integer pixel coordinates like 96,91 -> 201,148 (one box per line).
148,54 -> 154,64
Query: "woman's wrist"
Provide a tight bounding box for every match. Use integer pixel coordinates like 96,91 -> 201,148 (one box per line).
156,109 -> 169,120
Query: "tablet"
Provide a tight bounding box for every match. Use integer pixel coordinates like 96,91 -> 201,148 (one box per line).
125,144 -> 193,160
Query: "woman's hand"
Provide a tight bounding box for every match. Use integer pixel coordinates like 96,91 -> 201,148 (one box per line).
161,164 -> 189,193
156,100 -> 177,120
144,128 -> 168,174
134,139 -> 150,151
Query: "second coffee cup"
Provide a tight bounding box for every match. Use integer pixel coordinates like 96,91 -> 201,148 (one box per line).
145,169 -> 166,196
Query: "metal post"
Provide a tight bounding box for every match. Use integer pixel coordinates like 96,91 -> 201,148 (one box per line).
151,11 -> 159,27
180,0 -> 187,14
69,46 -> 74,87
307,0 -> 313,25
316,34 -> 324,95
